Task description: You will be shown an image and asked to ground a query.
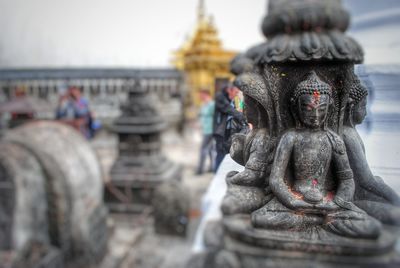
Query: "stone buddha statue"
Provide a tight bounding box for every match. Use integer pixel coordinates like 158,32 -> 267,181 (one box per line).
188,1 -> 400,266
343,78 -> 400,225
251,71 -> 381,239
221,70 -> 276,215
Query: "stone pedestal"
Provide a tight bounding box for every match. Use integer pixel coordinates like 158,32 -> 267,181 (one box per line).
189,218 -> 400,268
105,83 -> 182,213
222,216 -> 400,267
216,237 -> 400,268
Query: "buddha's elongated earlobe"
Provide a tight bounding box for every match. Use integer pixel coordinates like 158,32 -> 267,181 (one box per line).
349,103 -> 355,128
323,97 -> 333,130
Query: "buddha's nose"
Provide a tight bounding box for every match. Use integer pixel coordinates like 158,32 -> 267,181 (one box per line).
312,108 -> 320,117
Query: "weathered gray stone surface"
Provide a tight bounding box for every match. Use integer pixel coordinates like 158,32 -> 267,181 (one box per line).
0,121 -> 108,267
190,0 -> 400,267
0,142 -> 49,251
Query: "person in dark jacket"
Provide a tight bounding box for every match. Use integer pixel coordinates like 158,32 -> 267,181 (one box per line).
213,85 -> 247,171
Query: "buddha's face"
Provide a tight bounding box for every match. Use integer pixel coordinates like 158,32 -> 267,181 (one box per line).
352,96 -> 367,125
298,93 -> 330,129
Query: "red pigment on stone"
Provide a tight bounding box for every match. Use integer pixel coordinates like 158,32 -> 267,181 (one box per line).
313,91 -> 320,104
325,192 -> 334,201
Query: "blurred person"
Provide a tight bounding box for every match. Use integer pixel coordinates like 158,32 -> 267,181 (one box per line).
56,86 -> 96,139
88,111 -> 102,138
236,91 -> 245,113
196,89 -> 215,175
14,87 -> 27,98
213,85 -> 247,172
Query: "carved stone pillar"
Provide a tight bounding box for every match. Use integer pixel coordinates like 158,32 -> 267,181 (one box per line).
105,82 -> 182,213
190,0 -> 400,267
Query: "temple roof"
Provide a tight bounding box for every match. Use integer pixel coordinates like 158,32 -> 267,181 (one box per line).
172,0 -> 236,70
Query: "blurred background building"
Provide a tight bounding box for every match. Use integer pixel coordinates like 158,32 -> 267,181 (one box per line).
344,0 -> 400,65
0,68 -> 184,128
172,0 -> 236,108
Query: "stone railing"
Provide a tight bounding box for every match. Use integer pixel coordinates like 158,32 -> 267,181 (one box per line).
0,68 -> 185,125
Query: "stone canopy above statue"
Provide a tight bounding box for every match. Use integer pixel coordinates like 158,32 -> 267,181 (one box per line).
259,0 -> 363,64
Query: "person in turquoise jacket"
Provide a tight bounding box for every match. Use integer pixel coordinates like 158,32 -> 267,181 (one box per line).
196,89 -> 215,175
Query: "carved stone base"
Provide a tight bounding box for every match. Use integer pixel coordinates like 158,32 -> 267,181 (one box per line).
105,156 -> 182,213
189,218 -> 400,268
227,216 -> 400,267
223,215 -> 398,256
215,242 -> 400,268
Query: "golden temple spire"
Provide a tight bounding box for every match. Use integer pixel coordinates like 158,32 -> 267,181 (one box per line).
198,0 -> 205,22
173,0 -> 237,108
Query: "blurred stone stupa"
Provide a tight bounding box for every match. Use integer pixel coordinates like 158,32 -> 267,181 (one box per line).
105,82 -> 182,214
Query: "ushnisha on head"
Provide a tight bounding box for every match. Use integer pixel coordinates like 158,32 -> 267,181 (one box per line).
291,71 -> 333,129
347,78 -> 368,126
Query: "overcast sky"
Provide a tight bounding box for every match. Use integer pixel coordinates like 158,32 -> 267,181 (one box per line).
0,0 -> 266,68
0,0 -> 398,68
